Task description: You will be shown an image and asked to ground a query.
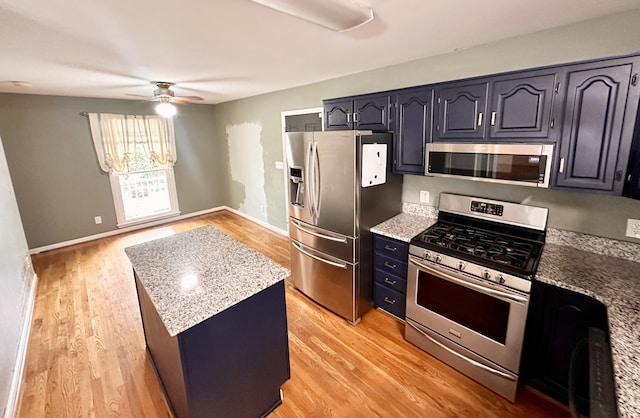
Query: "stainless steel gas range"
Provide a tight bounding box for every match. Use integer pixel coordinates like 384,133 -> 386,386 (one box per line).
404,193 -> 548,402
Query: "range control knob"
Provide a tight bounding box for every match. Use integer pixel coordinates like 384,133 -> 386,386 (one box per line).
483,270 -> 491,280
434,255 -> 443,263
457,261 -> 466,271
497,275 -> 506,284
424,251 -> 432,260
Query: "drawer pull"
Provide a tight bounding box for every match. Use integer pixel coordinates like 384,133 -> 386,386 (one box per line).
384,245 -> 397,252
383,261 -> 397,269
384,277 -> 397,286
383,297 -> 396,305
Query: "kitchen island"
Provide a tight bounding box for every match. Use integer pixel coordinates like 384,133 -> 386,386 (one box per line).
372,210 -> 640,418
125,225 -> 291,418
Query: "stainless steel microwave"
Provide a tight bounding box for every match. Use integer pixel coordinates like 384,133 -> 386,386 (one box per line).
425,143 -> 554,188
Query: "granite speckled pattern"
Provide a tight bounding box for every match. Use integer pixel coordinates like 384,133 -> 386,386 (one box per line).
125,226 -> 290,337
370,213 -> 437,243
402,202 -> 439,218
546,228 -> 640,263
536,243 -> 640,418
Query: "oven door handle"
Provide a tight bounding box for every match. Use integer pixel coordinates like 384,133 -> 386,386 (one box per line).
409,258 -> 528,304
406,320 -> 516,382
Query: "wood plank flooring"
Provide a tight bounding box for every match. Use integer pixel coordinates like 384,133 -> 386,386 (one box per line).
17,210 -> 568,417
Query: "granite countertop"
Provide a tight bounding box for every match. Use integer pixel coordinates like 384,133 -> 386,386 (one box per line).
125,225 -> 290,337
370,212 -> 437,242
536,234 -> 640,418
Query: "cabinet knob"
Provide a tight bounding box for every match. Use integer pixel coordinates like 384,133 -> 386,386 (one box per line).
615,170 -> 623,181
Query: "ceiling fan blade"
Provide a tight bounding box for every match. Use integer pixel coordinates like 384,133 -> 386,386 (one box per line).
125,93 -> 152,99
174,96 -> 204,104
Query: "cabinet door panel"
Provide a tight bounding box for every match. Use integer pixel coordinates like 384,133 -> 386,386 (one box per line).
488,73 -> 557,140
435,83 -> 487,141
555,64 -> 632,191
324,99 -> 353,131
394,89 -> 432,174
355,95 -> 390,131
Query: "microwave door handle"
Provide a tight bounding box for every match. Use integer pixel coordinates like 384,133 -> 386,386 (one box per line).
409,258 -> 528,304
406,320 -> 516,382
290,219 -> 347,243
292,241 -> 348,269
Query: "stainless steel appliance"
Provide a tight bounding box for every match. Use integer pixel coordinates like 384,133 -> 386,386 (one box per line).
285,130 -> 402,324
425,142 -> 554,187
405,193 -> 548,401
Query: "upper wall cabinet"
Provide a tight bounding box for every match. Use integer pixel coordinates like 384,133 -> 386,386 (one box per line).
433,71 -> 560,142
323,93 -> 392,132
434,82 -> 488,141
487,72 -> 560,141
393,88 -> 433,175
553,58 -> 640,194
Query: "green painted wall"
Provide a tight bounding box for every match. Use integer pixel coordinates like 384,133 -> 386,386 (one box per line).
0,94 -> 225,248
214,10 -> 640,242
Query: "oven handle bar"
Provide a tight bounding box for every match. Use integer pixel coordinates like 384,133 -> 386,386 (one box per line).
409,258 -> 528,304
406,320 -> 516,382
292,241 -> 348,269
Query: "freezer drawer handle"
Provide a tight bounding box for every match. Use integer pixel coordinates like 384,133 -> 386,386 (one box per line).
383,261 -> 397,269
383,297 -> 396,305
292,241 -> 348,269
290,220 -> 347,243
406,320 -> 516,382
384,245 -> 397,252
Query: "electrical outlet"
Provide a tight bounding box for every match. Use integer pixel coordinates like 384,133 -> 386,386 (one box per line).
626,219 -> 640,239
94,216 -> 102,225
275,161 -> 284,169
419,190 -> 430,203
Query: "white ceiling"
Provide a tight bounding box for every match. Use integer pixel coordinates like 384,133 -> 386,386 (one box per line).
1,0 -> 640,104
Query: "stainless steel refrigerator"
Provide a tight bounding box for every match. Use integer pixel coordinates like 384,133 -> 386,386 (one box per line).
285,130 -> 402,324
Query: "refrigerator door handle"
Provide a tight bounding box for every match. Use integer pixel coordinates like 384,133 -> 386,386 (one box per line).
290,219 -> 348,243
292,241 -> 348,269
305,141 -> 316,220
313,141 -> 321,220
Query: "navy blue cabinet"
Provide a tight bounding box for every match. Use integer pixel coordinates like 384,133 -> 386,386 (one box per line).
393,88 -> 433,174
434,82 -> 488,141
487,71 -> 560,141
323,93 -> 392,132
373,234 -> 409,320
522,282 -> 608,415
623,119 -> 640,199
434,71 -> 560,143
553,58 -> 640,194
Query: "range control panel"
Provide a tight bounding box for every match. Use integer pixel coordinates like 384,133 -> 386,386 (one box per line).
470,200 -> 504,216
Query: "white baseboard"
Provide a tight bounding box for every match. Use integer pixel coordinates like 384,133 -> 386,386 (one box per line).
29,206 -> 287,254
29,207 -> 226,254
223,207 -> 287,236
4,273 -> 38,418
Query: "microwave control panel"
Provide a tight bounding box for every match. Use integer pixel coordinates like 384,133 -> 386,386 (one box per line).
470,201 -> 504,216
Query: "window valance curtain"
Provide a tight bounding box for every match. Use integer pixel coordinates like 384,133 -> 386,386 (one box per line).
88,113 -> 177,173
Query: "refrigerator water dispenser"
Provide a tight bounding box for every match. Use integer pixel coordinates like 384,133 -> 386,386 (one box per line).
289,166 -> 304,206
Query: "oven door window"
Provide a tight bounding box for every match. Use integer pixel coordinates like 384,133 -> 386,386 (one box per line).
429,152 -> 546,183
416,270 -> 510,344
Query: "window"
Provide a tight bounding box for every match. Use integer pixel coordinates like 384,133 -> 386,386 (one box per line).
88,114 -> 180,227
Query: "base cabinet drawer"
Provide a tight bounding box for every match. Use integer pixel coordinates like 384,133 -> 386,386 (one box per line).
374,267 -> 407,294
374,283 -> 406,319
374,253 -> 408,279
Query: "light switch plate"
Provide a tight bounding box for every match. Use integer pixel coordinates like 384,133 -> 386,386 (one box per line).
275,161 -> 284,169
419,190 -> 430,203
626,219 -> 640,239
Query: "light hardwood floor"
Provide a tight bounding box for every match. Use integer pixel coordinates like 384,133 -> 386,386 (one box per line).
17,210 -> 568,417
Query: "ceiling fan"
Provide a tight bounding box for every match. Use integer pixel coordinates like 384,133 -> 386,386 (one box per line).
133,81 -> 203,117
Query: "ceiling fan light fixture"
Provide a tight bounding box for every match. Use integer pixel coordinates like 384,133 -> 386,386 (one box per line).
155,101 -> 177,118
250,0 -> 374,32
